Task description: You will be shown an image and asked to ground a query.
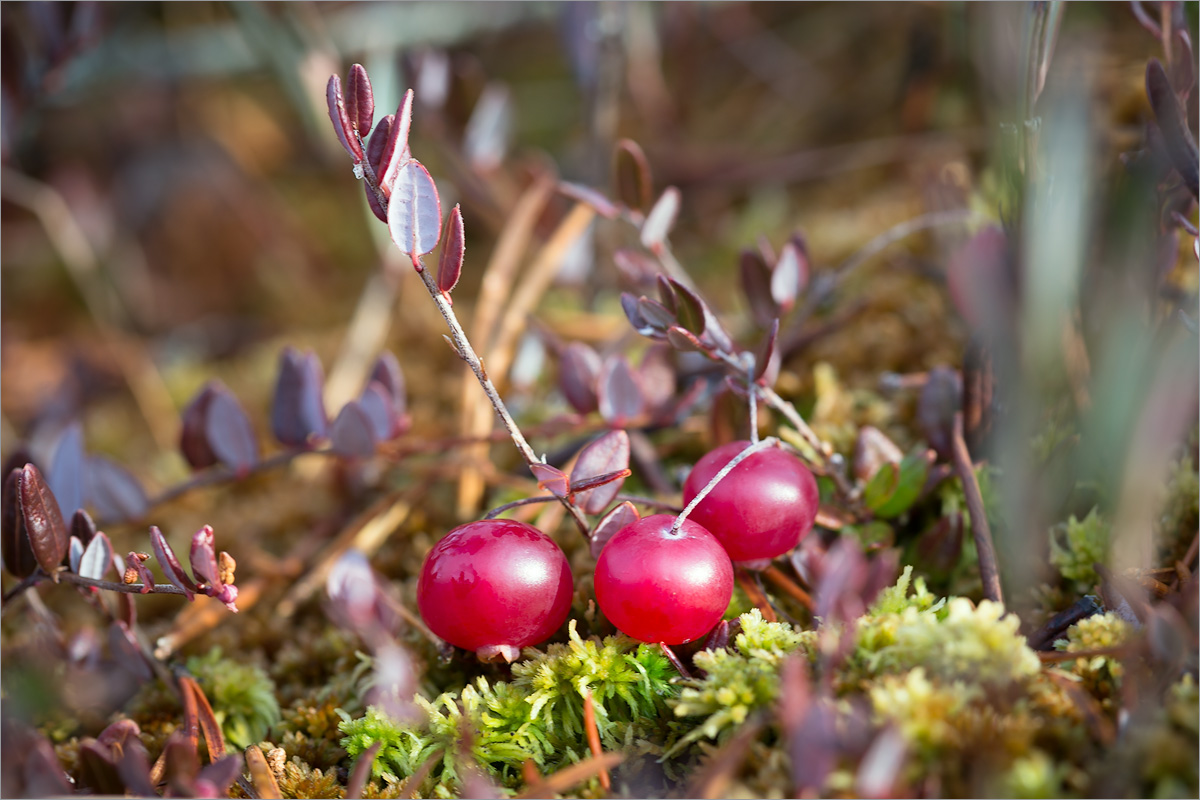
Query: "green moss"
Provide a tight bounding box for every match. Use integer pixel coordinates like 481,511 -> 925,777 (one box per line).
186,647 -> 282,750
1158,455 -> 1199,565
1049,508 -> 1109,591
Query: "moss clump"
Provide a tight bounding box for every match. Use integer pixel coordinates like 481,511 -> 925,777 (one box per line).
186,647 -> 282,750
1049,508 -> 1109,591
276,755 -> 344,799
1158,455 -> 1199,565
1054,612 -> 1132,710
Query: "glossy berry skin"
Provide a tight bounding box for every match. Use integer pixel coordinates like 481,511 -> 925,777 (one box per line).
682,441 -> 819,563
594,514 -> 733,645
417,519 -> 573,654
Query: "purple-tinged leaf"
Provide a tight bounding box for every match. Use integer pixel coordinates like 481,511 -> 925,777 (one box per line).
640,186 -> 680,252
589,501 -> 639,559
2,467 -> 37,578
359,382 -> 398,442
463,83 -> 512,172
614,138 -> 653,211
195,756 -> 243,799
271,347 -> 328,447
917,366 -> 962,462
945,227 -> 1013,333
559,342 -> 603,414
367,642 -> 420,724
369,351 -> 409,432
667,279 -> 706,336
636,296 -> 676,331
206,387 -> 258,475
125,552 -> 154,593
69,535 -> 84,574
558,181 -> 620,219
189,526 -> 220,589
380,89 -> 415,190
701,304 -> 735,354
597,356 -> 646,428
79,531 -> 114,582
613,248 -> 659,285
438,204 -> 465,294
771,241 -> 806,312
388,160 -> 443,260
740,248 -> 778,328
570,469 -> 632,496
327,549 -> 384,633
180,383 -> 220,470
346,64 -> 375,138
71,508 -> 98,546
570,430 -> 631,514
47,422 -> 85,519
326,74 -> 364,163
364,114 -> 395,222
621,292 -> 657,338
1147,58 -> 1199,199
656,274 -> 677,312
330,401 -> 378,458
18,464 -> 68,574
149,526 -> 196,597
530,463 -> 570,498
638,345 -> 676,414
78,739 -> 125,795
754,319 -> 782,387
666,325 -> 705,353
85,456 -> 148,522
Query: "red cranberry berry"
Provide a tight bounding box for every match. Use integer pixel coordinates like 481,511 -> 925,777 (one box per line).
594,514 -> 733,645
417,519 -> 573,661
682,441 -> 819,565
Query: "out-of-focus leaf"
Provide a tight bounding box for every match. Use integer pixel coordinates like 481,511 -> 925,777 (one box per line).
463,83 -> 511,172
621,292 -> 655,337
853,426 -> 904,483
570,430 -> 631,514
271,347 -> 327,448
359,382 -> 398,443
364,114 -> 395,222
438,204 -> 465,294
597,356 -> 645,428
327,74 -> 364,163
18,464 -> 68,574
78,740 -> 125,795
79,531 -> 114,582
327,549 -> 385,635
614,138 -> 653,211
85,456 -> 148,523
388,160 -> 442,259
369,351 -> 409,432
346,63 -> 375,138
639,345 -> 676,414
1147,58 -> 1199,198
640,186 -> 680,252
71,508 -> 97,546
149,526 -> 195,598
47,422 -> 85,519
330,401 -> 377,458
666,326 -> 704,352
701,305 -> 735,354
559,342 -> 603,414
559,182 -> 620,219
918,366 -> 962,461
189,526 -> 220,589
864,451 -> 932,519
771,241 -> 807,312
754,319 -> 781,387
69,536 -> 84,574
636,296 -> 675,331
667,278 -> 706,336
613,248 -> 659,284
945,227 -> 1013,333
195,756 -> 243,799
589,501 -> 639,559
380,89 -> 415,190
2,467 -> 37,578
179,383 -> 220,470
205,388 -> 258,475
530,463 -> 570,498
740,248 -> 778,328
912,513 -> 964,579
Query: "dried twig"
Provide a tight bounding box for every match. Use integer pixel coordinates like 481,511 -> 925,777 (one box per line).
951,412 -> 1004,604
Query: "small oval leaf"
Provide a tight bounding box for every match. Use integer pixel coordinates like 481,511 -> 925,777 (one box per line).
330,401 -> 378,458
640,186 -> 680,252
558,181 -> 620,219
359,381 -> 398,442
570,430 -> 631,514
667,278 -> 706,336
2,468 -> 36,578
437,204 -> 465,294
47,423 -> 85,519
597,357 -> 645,428
79,531 -> 115,582
771,242 -> 805,312
636,297 -> 676,331
558,342 -> 603,415
85,457 -> 148,523
271,347 -> 328,448
149,526 -> 195,598
388,160 -> 443,259
589,500 -> 639,559
740,248 -> 778,327
19,464 -> 69,574
326,74 -> 364,163
666,325 -> 705,352
205,387 -> 258,475
179,383 -> 219,470
71,509 -> 98,546
69,535 -> 84,575
346,64 -> 375,138
613,138 -> 653,211
530,463 -> 570,498
369,351 -> 410,432
754,318 -> 782,387
380,89 -> 415,190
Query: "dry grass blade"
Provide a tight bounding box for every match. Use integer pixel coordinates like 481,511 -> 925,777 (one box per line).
762,564 -> 814,611
736,568 -> 778,621
154,578 -> 264,660
582,689 -> 611,792
245,744 -> 282,799
345,741 -> 381,800
515,752 -> 625,799
686,717 -> 765,799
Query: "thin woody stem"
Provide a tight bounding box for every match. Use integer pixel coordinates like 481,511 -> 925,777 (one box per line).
415,265 -> 591,537
951,411 -> 1004,605
2,568 -> 191,604
354,133 -> 390,210
673,437 -> 778,534
483,495 -> 559,519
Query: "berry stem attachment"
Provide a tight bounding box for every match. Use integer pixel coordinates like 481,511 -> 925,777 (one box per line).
747,365 -> 760,445
672,437 -> 778,535
414,264 -> 591,537
658,642 -> 692,679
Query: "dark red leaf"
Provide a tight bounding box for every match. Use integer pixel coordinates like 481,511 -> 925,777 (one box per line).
85,456 -> 148,522
18,464 -> 68,575
79,531 -> 114,582
149,526 -> 196,597
271,347 -> 328,448
754,318 -> 781,387
71,508 -> 97,546
636,296 -> 676,331
656,274 -> 677,312
740,248 -> 778,328
570,430 -> 631,514
369,351 -> 409,432
612,248 -> 659,285
614,138 -> 653,211
917,367 -> 962,462
380,89 -> 415,190
346,64 -> 375,138
530,463 -> 570,498
20,726 -> 75,797
359,381 -> 398,442
47,422 -> 85,519
388,160 -> 442,260
205,386 -> 258,474
78,740 -> 125,795
179,383 -> 219,470
364,114 -> 395,222
195,756 -> 242,798
326,74 -> 364,163
160,731 -> 200,796
597,356 -> 645,428
438,204 -> 465,293
1147,58 -> 1199,198
558,181 -> 620,219
666,325 -> 705,352
559,342 -> 603,414
330,401 -> 378,458
640,186 -> 680,252
638,345 -> 676,415
2,468 -> 36,578
667,278 -> 706,336
570,469 -> 632,495
589,500 -> 639,559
